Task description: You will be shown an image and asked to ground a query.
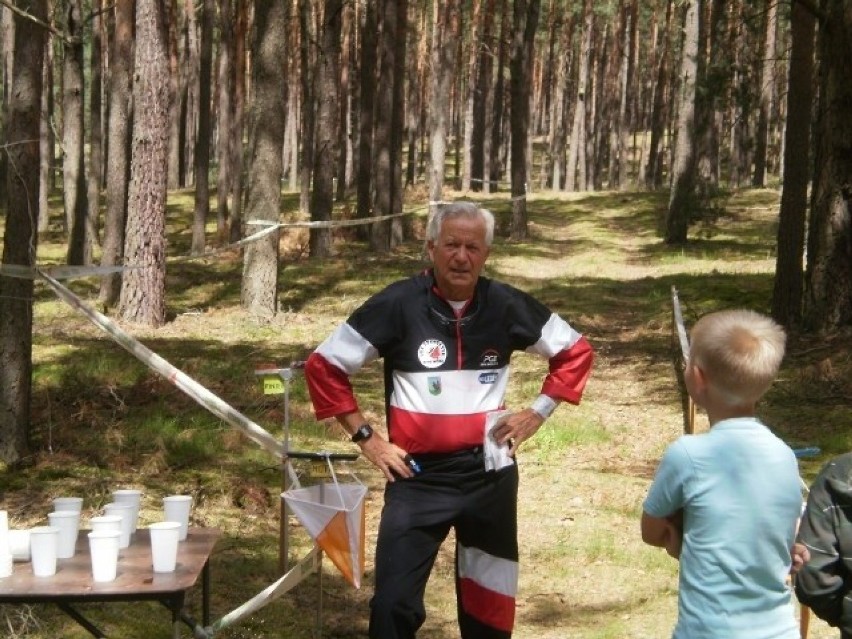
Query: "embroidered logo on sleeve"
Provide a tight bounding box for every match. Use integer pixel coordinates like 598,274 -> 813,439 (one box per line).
418,339 -> 447,368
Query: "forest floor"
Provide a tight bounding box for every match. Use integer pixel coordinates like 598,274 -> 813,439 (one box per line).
1,187 -> 850,638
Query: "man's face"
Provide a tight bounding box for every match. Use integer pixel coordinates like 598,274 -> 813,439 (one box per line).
427,215 -> 490,301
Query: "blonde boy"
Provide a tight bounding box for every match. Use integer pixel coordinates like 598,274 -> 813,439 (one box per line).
641,310 -> 802,639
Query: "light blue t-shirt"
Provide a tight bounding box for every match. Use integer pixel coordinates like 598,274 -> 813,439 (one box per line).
643,417 -> 802,639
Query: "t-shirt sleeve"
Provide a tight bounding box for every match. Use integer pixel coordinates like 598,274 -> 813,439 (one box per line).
643,439 -> 692,518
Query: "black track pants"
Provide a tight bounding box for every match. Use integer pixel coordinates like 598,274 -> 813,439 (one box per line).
369,447 -> 519,639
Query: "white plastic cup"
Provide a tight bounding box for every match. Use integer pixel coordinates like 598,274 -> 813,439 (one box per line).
52,497 -> 83,513
89,515 -> 123,535
0,552 -> 12,578
0,510 -> 9,554
47,510 -> 80,559
148,522 -> 181,573
103,503 -> 135,549
111,489 -> 142,533
88,530 -> 121,582
29,526 -> 60,577
162,495 -> 192,541
9,529 -> 30,561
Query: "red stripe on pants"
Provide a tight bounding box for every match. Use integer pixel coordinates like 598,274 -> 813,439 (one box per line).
459,576 -> 516,632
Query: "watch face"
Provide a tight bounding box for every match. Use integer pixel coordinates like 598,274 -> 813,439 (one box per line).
353,425 -> 373,442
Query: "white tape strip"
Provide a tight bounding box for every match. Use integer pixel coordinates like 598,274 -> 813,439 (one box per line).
205,546 -> 321,635
37,269 -> 285,458
0,264 -> 131,280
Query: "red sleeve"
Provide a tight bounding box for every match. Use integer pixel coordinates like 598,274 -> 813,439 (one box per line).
540,335 -> 594,405
304,352 -> 360,420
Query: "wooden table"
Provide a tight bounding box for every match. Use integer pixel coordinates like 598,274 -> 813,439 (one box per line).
0,527 -> 220,638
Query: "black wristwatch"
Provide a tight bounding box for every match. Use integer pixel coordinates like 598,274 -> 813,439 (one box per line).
351,424 -> 374,443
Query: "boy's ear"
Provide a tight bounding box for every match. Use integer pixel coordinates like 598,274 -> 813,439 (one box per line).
691,362 -> 709,394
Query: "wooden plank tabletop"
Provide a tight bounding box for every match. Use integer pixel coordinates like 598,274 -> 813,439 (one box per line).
0,527 -> 220,600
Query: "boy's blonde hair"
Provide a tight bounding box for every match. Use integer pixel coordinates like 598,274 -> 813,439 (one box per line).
689,309 -> 786,406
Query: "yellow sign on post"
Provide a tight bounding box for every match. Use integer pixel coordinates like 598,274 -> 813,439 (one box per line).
262,376 -> 285,395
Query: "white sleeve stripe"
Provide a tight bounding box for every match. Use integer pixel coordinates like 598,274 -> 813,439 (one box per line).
525,313 -> 581,358
315,323 -> 379,375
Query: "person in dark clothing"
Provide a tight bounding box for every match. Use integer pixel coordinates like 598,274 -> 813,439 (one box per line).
796,452 -> 852,639
304,201 -> 594,638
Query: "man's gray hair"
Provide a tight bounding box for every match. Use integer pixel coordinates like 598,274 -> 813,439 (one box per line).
426,202 -> 495,247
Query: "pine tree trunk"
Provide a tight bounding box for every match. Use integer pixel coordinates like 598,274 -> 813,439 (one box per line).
310,0 -> 342,258
355,0 -> 377,236
166,0 -> 181,189
119,0 -> 171,327
771,0 -> 814,328
38,38 -> 53,232
566,0 -> 591,192
191,0 -> 214,255
241,0 -> 288,317
488,0 -> 508,191
64,0 -> 91,265
87,0 -> 104,250
752,0 -> 777,187
428,0 -> 459,217
298,0 -> 315,215
803,0 -> 852,330
645,0 -> 672,190
0,0 -> 47,465
462,0 -> 483,192
216,0 -> 234,236
665,0 -> 700,244
227,1 -> 247,244
99,0 -> 134,307
509,0 -> 539,240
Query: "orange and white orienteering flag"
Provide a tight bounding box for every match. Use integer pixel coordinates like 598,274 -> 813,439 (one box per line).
283,482 -> 367,588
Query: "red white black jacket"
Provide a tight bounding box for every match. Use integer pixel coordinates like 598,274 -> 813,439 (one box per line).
305,269 -> 594,454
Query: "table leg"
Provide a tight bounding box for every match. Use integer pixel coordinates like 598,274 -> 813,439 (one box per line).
203,558 -> 210,626
56,602 -> 107,638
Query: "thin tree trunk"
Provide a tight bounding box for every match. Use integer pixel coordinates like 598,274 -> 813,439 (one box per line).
86,0 -> 104,249
645,0 -> 672,189
38,34 -> 53,232
509,0 -> 540,240
99,0 -> 135,307
752,0 -> 777,187
355,0 -> 377,236
166,0 -> 181,189
191,0 -> 214,255
310,0 -> 342,258
771,0 -> 814,328
566,0 -> 591,192
298,0 -> 315,215
428,0 -> 459,218
64,0 -> 91,265
228,0 -> 247,244
462,0 -> 483,192
488,0 -> 508,191
215,0 -> 234,237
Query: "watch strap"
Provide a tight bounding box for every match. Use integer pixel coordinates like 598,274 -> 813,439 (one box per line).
351,423 -> 374,443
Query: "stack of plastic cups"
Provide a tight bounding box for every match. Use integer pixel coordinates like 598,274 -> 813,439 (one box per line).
111,489 -> 142,534
0,510 -> 12,578
103,503 -> 135,549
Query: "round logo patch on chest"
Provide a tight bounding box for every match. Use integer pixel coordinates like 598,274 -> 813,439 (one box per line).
417,339 -> 447,368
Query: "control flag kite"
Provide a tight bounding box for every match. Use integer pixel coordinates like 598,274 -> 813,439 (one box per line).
283,482 -> 367,589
